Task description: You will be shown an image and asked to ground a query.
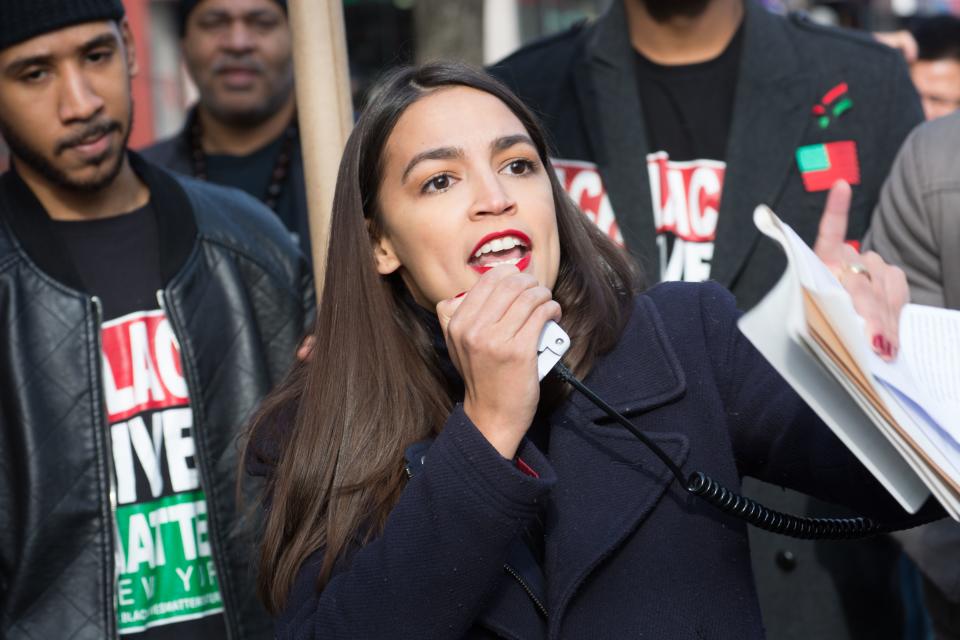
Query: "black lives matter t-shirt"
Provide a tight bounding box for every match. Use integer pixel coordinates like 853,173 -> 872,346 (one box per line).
635,26 -> 743,282
52,205 -> 227,639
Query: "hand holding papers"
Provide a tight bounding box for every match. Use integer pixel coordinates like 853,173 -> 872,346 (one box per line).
739,205 -> 960,521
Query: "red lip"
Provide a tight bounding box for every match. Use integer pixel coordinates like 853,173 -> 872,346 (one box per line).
469,229 -> 532,259
473,254 -> 531,274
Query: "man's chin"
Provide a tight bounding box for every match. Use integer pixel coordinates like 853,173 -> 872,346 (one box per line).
637,0 -> 712,22
202,86 -> 293,129
211,104 -> 276,129
31,148 -> 126,193
67,154 -> 127,192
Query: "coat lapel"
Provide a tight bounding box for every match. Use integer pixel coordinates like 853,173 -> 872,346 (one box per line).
544,297 -> 690,628
709,1 -> 816,288
573,0 -> 658,276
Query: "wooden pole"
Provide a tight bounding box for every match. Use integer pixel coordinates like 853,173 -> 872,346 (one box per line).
287,0 -> 353,300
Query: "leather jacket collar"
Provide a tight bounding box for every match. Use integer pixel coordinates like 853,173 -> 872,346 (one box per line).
0,152 -> 198,293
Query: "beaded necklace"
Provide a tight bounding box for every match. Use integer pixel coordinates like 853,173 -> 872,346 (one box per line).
189,114 -> 298,212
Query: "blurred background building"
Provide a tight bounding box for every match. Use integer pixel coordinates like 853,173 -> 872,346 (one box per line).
0,0 -> 959,170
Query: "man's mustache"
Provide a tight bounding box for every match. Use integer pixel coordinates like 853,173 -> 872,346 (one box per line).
55,120 -> 121,155
212,57 -> 266,75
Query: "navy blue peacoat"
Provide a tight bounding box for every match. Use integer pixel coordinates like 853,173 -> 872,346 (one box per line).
261,282 -> 926,639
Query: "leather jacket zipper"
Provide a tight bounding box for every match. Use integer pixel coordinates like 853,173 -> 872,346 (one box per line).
503,562 -> 548,619
156,290 -> 235,640
91,296 -> 121,638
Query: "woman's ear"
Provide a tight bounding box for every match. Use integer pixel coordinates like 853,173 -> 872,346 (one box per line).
373,235 -> 402,275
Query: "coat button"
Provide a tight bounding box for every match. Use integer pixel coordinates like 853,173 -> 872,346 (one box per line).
775,549 -> 797,572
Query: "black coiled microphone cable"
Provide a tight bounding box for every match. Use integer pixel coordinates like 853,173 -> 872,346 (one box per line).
553,362 -> 932,540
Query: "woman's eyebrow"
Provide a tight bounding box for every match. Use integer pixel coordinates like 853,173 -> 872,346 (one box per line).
491,134 -> 535,153
401,147 -> 463,184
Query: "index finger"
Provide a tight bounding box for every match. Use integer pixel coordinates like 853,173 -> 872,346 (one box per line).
813,180 -> 853,266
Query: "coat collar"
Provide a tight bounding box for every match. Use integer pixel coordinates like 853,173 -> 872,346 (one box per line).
574,0 -> 815,287
573,0 -> 657,274
402,293 -> 692,637
0,152 -> 198,293
569,295 -> 686,421
709,0 -> 815,286
544,293 -> 689,628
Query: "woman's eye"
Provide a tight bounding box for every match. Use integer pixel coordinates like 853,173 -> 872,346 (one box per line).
504,159 -> 535,176
422,173 -> 453,194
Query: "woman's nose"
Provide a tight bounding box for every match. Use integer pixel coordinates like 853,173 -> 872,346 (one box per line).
469,172 -> 516,218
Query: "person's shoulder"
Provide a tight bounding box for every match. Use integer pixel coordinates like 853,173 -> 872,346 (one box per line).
618,282 -> 740,368
784,10 -> 904,63
630,281 -> 739,343
909,110 -> 960,153
489,20 -> 589,83
497,19 -> 588,64
640,280 -> 736,317
897,111 -> 960,185
141,132 -> 189,170
171,171 -> 304,272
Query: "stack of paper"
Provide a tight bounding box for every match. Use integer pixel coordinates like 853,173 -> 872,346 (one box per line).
739,206 -> 960,520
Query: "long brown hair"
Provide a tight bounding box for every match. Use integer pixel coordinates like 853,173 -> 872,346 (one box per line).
247,62 -> 642,614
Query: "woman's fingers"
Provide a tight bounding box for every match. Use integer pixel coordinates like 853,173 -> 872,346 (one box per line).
513,298 -> 563,356
296,335 -> 317,362
436,293 -> 467,372
839,250 -> 909,361
495,282 -> 555,339
809,181 -> 908,361
812,180 -> 853,266
434,266 -> 561,459
438,266 -> 542,361
448,265 -> 533,326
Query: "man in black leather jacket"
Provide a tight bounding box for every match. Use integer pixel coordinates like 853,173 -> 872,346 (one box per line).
0,2 -> 312,638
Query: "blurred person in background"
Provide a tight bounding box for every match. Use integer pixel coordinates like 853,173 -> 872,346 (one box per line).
910,15 -> 960,120
145,0 -> 312,256
0,1 -> 312,637
865,110 -> 960,640
875,14 -> 960,120
490,0 -> 924,638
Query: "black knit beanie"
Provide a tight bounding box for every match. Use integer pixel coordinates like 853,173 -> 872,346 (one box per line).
0,0 -> 125,52
177,0 -> 288,36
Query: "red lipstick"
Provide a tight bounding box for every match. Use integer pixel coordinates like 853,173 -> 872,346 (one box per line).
469,229 -> 532,274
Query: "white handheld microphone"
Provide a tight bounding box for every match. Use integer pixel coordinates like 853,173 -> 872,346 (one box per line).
537,320 -> 570,380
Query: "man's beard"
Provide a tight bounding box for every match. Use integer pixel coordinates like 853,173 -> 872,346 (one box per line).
635,0 -> 713,22
0,108 -> 132,193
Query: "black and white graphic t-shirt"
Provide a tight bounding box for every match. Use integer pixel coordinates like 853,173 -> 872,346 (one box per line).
53,205 -> 227,639
634,27 -> 743,282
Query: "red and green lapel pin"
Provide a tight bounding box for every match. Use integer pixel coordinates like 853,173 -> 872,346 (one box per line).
796,141 -> 860,192
812,82 -> 852,129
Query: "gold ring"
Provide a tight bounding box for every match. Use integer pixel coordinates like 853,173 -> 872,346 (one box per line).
844,262 -> 872,282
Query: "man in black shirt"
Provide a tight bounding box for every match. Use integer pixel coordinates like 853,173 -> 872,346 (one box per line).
491,0 -> 924,637
145,0 -> 311,256
491,0 -> 921,310
0,1 -> 311,638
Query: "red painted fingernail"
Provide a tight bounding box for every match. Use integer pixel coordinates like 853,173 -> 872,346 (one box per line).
883,339 -> 894,358
872,335 -> 884,351
454,291 -> 466,299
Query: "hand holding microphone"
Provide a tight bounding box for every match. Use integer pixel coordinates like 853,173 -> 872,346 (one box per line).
436,266 -> 563,459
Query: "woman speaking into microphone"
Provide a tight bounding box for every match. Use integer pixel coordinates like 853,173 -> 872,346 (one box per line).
245,62 -> 930,639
